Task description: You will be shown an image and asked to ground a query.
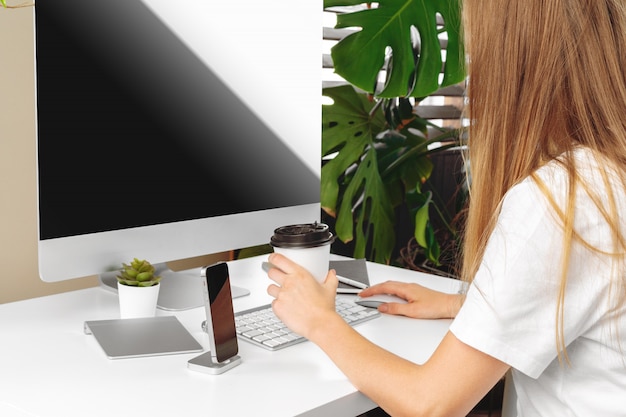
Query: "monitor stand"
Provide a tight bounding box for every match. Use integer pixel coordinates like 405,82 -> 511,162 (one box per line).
98,263 -> 250,311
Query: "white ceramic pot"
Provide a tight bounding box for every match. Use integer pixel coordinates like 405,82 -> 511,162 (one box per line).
117,282 -> 160,319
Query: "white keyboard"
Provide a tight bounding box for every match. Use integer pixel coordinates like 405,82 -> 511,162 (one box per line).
232,297 -> 380,351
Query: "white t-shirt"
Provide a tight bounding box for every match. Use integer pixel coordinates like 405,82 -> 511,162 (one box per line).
450,148 -> 626,416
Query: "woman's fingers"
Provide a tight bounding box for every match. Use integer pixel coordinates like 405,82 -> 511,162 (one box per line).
360,281 -> 409,299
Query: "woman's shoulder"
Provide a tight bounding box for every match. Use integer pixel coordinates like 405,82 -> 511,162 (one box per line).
534,146 -> 620,183
515,147 -> 624,204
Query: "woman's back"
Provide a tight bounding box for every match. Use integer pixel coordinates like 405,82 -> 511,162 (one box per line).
452,148 -> 626,416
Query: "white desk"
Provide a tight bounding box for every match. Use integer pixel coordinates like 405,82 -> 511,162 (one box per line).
0,256 -> 461,417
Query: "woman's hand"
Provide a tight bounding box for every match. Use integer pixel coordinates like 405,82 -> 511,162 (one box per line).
266,253 -> 341,340
359,281 -> 463,319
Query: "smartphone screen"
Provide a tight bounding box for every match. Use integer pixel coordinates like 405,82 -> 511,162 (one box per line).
202,262 -> 238,363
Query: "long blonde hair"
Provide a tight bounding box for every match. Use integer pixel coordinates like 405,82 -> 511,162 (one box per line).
461,0 -> 626,358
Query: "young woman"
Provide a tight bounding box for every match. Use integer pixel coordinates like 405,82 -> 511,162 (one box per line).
267,1 -> 626,415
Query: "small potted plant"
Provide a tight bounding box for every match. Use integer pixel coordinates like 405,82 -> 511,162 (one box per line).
116,258 -> 161,319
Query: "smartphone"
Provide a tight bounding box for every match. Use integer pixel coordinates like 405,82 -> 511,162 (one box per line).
201,262 -> 238,363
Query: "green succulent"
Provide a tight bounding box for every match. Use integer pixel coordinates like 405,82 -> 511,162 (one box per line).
116,258 -> 161,287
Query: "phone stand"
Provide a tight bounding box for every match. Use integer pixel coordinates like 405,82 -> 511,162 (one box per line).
187,351 -> 242,375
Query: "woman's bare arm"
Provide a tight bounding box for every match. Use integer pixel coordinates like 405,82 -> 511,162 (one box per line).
267,253 -> 509,417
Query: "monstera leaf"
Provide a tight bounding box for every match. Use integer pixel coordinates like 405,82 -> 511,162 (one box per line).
408,189 -> 441,263
322,85 -> 391,258
324,0 -> 464,98
323,85 -> 446,263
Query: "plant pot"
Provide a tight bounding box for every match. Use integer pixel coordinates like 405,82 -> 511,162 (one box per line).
117,282 -> 160,319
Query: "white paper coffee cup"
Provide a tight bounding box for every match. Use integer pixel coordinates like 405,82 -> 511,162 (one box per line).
270,223 -> 335,283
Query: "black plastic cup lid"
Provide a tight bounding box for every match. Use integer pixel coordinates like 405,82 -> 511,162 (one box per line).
270,222 -> 335,248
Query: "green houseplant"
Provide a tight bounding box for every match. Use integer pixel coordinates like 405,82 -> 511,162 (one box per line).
116,258 -> 161,287
116,258 -> 161,318
322,0 -> 466,269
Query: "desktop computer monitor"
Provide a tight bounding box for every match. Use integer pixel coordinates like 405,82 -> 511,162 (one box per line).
34,0 -> 321,309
